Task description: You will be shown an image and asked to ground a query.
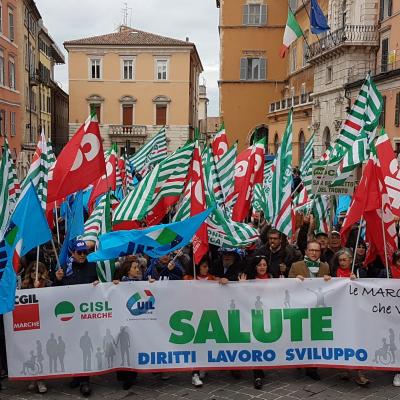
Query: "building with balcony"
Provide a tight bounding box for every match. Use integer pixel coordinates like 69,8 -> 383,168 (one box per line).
216,0 -> 288,150
51,81 -> 68,155
346,0 -> 400,155
0,0 -> 22,164
38,23 -> 65,141
64,26 -> 203,154
267,0 -> 322,165
307,0 -> 379,157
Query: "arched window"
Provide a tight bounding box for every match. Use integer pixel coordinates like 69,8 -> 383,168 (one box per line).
299,130 -> 305,164
250,125 -> 268,145
274,133 -> 279,154
322,127 -> 331,150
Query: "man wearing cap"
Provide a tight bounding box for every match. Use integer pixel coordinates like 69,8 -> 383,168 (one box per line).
54,240 -> 98,397
211,248 -> 245,283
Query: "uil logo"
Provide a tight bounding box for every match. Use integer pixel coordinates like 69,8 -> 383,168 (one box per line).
126,290 -> 155,316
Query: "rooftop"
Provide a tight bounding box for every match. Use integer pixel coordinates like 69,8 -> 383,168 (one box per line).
64,26 -> 195,48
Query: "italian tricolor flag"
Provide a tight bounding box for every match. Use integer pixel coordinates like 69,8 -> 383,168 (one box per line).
280,8 -> 303,58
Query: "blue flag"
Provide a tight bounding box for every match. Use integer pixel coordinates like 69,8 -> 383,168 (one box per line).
0,183 -> 52,314
59,191 -> 84,266
88,208 -> 213,262
310,0 -> 330,34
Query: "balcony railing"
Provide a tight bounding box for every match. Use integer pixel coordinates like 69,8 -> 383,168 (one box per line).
269,93 -> 312,113
109,125 -> 147,137
307,25 -> 379,61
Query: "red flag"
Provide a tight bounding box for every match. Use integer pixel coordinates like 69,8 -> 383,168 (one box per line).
47,115 -> 106,202
88,149 -> 117,212
375,131 -> 400,218
232,140 -> 265,222
211,123 -> 229,161
341,158 -> 397,268
190,141 -> 208,264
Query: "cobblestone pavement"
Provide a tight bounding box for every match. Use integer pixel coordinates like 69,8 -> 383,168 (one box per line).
1,369 -> 400,400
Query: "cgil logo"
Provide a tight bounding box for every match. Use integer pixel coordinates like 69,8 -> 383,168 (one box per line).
54,300 -> 112,322
127,290 -> 155,316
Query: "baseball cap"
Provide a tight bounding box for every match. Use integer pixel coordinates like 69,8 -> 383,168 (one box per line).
314,231 -> 328,238
330,230 -> 340,236
73,240 -> 88,252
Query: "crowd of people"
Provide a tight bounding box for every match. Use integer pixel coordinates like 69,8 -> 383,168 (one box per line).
0,211 -> 400,396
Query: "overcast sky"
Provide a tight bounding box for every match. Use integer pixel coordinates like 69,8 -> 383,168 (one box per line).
35,0 -> 220,116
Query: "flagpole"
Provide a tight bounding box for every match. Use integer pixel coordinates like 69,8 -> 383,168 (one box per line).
35,245 -> 40,283
54,201 -> 60,244
381,202 -> 390,278
351,217 -> 363,274
51,238 -> 61,270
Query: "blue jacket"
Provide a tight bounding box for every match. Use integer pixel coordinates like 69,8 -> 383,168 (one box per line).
144,258 -> 183,280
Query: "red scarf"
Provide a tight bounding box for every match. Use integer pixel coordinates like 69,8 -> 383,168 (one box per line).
256,273 -> 270,280
336,267 -> 351,278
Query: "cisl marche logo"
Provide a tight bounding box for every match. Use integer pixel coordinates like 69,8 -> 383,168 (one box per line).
55,301 -> 75,322
126,290 -> 155,316
54,300 -> 112,321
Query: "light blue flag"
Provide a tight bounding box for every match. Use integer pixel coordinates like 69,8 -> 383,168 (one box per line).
88,208 -> 213,262
59,191 -> 84,266
0,183 -> 52,314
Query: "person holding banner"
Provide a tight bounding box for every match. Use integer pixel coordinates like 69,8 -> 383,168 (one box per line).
253,229 -> 301,278
238,255 -> 272,389
184,256 -> 216,281
289,240 -> 331,381
20,262 -> 52,394
54,240 -> 98,397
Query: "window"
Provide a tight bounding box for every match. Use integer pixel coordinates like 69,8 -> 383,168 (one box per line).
326,66 -> 333,83
302,30 -> 309,67
89,58 -> 101,80
395,93 -> 400,127
10,111 -> 15,136
156,104 -> 167,125
240,57 -> 266,80
122,104 -> 133,126
242,4 -> 267,25
290,45 -> 297,73
0,109 -> 5,135
289,0 -> 297,11
90,103 -> 101,123
122,59 -> 134,80
299,130 -> 305,163
323,127 -> 331,150
47,96 -> 51,113
341,0 -> 347,27
379,95 -> 386,127
0,3 -> 2,33
8,7 -> 14,41
381,38 -> 389,73
379,0 -> 392,21
274,133 -> 279,154
156,60 -> 168,80
0,49 -> 4,86
8,56 -> 15,90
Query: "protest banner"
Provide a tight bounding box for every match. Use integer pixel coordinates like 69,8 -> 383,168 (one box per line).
312,165 -> 358,195
4,279 -> 400,379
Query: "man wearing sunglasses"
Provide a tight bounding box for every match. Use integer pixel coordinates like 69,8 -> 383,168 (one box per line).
54,240 -> 98,397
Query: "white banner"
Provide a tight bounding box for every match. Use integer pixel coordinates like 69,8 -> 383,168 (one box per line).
312,165 -> 358,195
4,279 -> 400,380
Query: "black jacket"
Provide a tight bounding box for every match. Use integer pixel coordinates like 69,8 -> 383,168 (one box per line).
56,259 -> 98,286
253,244 -> 302,278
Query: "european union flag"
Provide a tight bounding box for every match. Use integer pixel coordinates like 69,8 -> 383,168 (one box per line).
310,0 -> 330,34
88,208 -> 213,262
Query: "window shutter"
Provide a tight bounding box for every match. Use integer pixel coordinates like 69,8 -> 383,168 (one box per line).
388,0 -> 393,16
240,58 -> 247,80
260,58 -> 266,80
261,5 -> 267,25
380,95 -> 386,127
395,92 -> 400,127
242,5 -> 249,25
379,0 -> 384,21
